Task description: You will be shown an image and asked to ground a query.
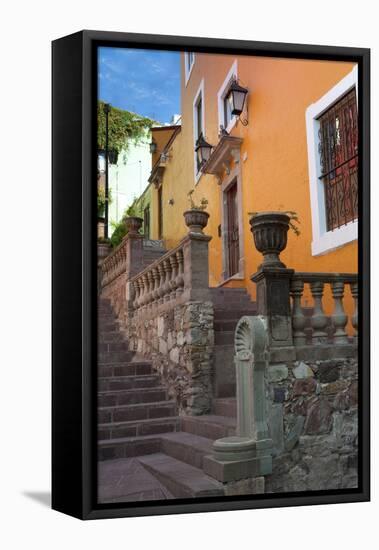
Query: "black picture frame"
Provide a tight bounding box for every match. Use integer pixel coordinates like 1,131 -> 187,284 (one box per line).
52,30 -> 370,520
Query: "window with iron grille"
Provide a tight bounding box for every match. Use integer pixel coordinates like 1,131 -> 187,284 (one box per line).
317,88 -> 358,232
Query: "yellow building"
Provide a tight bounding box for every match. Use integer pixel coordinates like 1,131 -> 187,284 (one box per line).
147,52 -> 358,317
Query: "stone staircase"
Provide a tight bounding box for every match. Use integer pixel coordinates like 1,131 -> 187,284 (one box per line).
98,297 -> 238,501
211,287 -> 257,398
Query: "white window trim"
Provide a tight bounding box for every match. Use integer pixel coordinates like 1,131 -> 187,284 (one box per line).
217,60 -> 238,134
305,66 -> 358,256
184,52 -> 195,86
193,78 -> 205,184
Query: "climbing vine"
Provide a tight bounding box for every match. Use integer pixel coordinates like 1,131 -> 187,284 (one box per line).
97,100 -> 154,155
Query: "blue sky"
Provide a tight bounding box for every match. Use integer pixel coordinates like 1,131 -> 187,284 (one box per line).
98,47 -> 181,124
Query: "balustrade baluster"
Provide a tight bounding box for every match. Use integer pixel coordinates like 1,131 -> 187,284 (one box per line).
163,259 -> 172,302
137,277 -> 144,308
133,280 -> 139,309
147,270 -> 154,307
152,267 -> 160,304
331,281 -> 348,344
169,254 -> 178,300
175,249 -> 184,297
141,274 -> 149,308
157,264 -> 165,304
350,282 -> 358,340
290,279 -> 307,346
310,281 -> 328,344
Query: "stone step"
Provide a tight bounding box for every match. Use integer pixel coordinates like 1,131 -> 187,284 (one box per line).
98,387 -> 167,408
98,361 -> 153,378
98,416 -> 180,440
99,350 -> 135,363
138,453 -> 224,498
98,342 -> 129,353
98,400 -> 177,424
98,322 -> 122,333
180,414 -> 236,440
99,331 -> 125,343
98,301 -> 112,313
214,319 -> 240,332
160,432 -> 214,470
214,330 -> 234,345
214,308 -> 257,320
212,398 -> 237,417
212,299 -> 254,308
98,307 -> 113,315
98,435 -> 161,461
211,288 -> 249,295
213,344 -> 236,398
98,374 -> 161,392
98,313 -> 117,323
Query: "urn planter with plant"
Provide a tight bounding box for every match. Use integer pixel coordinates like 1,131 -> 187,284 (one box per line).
248,211 -> 300,268
123,216 -> 143,235
183,189 -> 209,233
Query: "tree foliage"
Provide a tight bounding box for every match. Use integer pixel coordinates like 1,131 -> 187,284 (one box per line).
109,198 -> 147,248
97,181 -> 113,217
97,100 -> 154,154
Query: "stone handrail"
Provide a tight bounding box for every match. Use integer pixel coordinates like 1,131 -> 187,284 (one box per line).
290,272 -> 358,345
129,242 -> 185,310
129,230 -> 212,312
101,239 -> 127,287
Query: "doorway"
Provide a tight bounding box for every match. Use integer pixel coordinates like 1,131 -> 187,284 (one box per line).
226,180 -> 240,278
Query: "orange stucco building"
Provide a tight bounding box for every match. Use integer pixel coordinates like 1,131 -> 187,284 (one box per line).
147,52 -> 358,319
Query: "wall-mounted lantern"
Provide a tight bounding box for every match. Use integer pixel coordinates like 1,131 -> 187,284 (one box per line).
195,134 -> 213,167
149,140 -> 157,154
225,79 -> 249,126
108,149 -> 118,165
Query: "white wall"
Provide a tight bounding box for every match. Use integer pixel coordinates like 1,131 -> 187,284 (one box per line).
2,2 -> 377,549
108,138 -> 151,226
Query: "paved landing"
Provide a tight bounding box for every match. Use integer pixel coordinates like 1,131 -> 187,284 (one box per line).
98,457 -> 174,503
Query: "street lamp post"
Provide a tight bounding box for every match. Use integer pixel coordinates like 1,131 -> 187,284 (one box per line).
103,103 -> 111,239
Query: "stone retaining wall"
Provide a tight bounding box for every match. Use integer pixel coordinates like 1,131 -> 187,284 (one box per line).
129,300 -> 214,415
101,274 -> 127,327
265,354 -> 358,492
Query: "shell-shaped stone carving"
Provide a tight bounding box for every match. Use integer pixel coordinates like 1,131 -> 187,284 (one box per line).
234,315 -> 267,362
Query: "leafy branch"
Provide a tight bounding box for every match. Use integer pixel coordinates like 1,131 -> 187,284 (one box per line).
187,189 -> 208,211
97,100 -> 155,155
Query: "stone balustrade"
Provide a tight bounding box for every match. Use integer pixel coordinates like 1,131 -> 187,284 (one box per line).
290,273 -> 358,346
129,231 -> 211,315
101,239 -> 127,288
130,245 -> 184,311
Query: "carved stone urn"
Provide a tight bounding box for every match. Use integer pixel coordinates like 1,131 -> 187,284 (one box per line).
249,211 -> 290,268
183,209 -> 209,234
123,216 -> 143,235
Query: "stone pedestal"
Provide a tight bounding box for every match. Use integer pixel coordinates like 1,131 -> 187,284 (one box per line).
182,232 -> 212,302
252,267 -> 295,360
203,437 -> 272,482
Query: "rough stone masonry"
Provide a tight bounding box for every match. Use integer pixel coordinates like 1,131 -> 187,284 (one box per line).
129,300 -> 214,416
265,355 -> 358,492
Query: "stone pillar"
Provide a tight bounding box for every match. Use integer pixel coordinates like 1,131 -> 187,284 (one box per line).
97,242 -> 111,295
123,217 -> 144,334
203,316 -> 273,483
249,211 -> 295,361
251,267 -> 295,359
181,232 -> 212,302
